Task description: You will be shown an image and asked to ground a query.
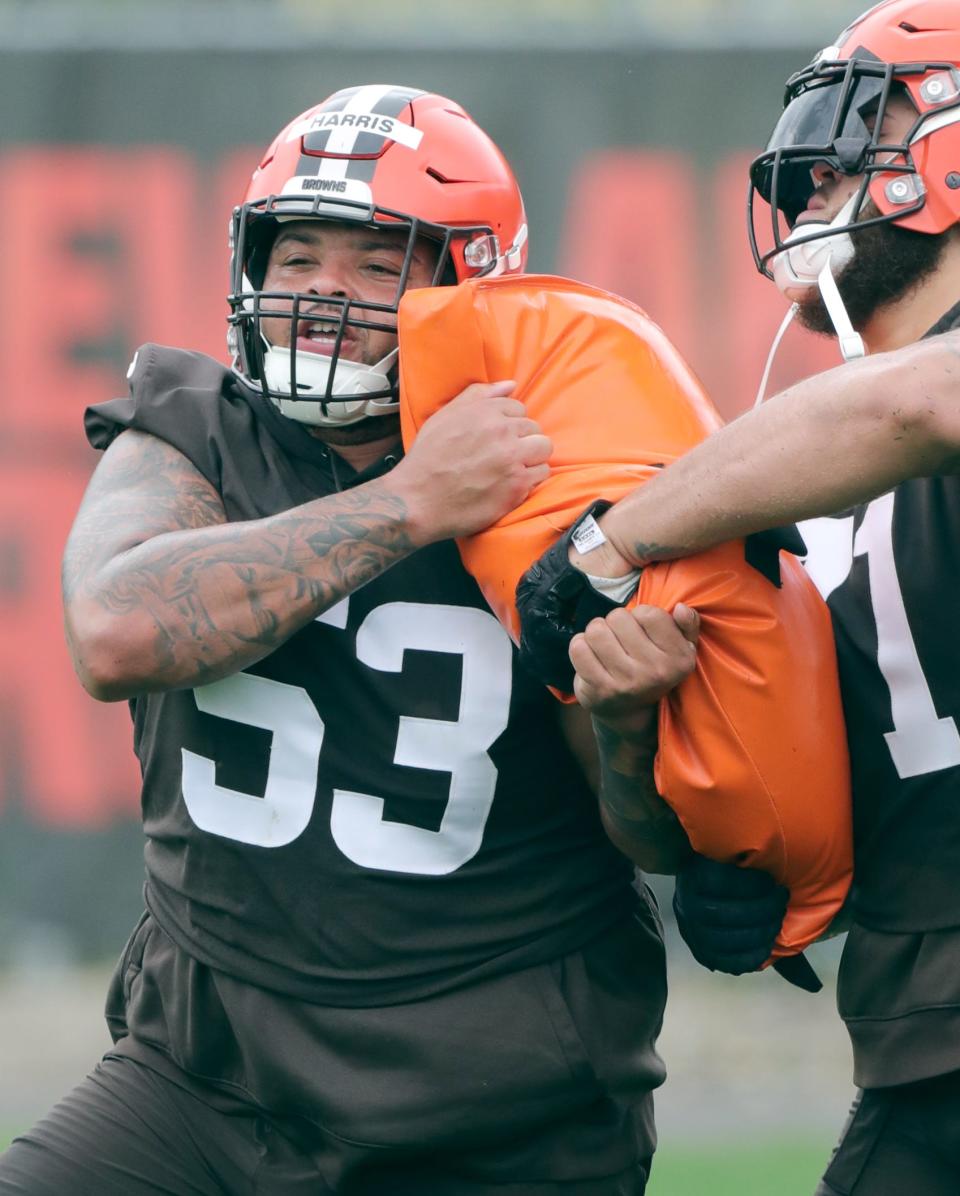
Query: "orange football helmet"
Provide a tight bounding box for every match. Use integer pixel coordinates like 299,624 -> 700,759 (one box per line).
228,85 -> 527,425
750,0 -> 960,278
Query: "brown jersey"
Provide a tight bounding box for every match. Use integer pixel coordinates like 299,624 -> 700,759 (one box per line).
801,301 -> 960,1087
84,342 -> 642,1007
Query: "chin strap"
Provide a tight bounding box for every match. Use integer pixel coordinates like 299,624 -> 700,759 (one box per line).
817,258 -> 866,362
752,256 -> 867,409
263,345 -> 400,427
756,193 -> 866,406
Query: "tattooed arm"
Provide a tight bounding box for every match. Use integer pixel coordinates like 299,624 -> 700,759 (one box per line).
62,431 -> 414,699
568,603 -> 700,874
63,383 -> 552,700
592,717 -> 692,875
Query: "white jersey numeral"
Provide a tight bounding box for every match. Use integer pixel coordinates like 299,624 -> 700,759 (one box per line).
800,495 -> 960,780
853,493 -> 960,779
181,602 -> 513,872
182,672 -> 325,847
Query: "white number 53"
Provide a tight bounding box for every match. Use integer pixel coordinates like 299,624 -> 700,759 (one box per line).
181,602 -> 513,875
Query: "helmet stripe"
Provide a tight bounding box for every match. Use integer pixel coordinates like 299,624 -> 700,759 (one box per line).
297,84 -> 425,184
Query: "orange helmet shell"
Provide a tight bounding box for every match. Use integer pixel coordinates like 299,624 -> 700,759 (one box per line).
242,85 -> 528,281
823,0 -> 960,235
748,0 -> 960,274
227,84 -> 527,409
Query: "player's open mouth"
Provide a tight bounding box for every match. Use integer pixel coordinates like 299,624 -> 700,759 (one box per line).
295,320 -> 361,359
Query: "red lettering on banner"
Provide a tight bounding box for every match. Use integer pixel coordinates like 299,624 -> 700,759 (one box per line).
0,149 -> 118,440
0,148 -> 200,448
188,147 -> 264,363
558,150 -> 698,362
119,151 -> 197,352
0,464 -> 139,826
0,146 -> 260,829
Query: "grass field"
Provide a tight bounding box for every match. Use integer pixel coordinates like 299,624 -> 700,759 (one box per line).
649,1136 -> 831,1195
0,1131 -> 829,1193
0,1130 -> 829,1192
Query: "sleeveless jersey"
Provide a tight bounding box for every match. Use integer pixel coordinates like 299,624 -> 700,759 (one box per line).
798,301 -> 960,1087
84,343 -> 637,1007
806,477 -> 960,931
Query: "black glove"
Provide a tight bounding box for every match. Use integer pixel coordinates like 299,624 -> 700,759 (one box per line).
673,855 -> 822,992
673,855 -> 788,976
515,500 -> 620,691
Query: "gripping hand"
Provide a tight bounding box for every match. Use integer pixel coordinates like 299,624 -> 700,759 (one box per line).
673,855 -> 822,992
673,855 -> 787,975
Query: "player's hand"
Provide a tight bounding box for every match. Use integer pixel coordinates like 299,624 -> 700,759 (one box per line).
673,855 -> 788,975
571,603 -> 700,737
390,382 -> 552,544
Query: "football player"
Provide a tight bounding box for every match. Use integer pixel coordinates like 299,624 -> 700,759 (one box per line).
526,3 -> 960,1191
0,86 -> 699,1195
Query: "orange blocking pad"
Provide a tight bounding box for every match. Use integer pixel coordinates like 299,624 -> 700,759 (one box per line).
398,275 -> 851,958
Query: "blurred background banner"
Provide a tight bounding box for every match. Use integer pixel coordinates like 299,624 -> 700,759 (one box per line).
1,3 -> 865,1185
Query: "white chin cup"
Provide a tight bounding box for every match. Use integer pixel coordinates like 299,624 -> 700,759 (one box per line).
770,192 -> 858,294
262,345 -> 399,427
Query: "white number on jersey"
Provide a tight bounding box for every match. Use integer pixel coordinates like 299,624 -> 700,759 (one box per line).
330,603 -> 512,875
182,672 -> 324,847
800,496 -> 960,779
181,602 -> 514,873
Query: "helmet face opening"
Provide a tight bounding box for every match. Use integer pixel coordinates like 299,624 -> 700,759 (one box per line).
227,197 -> 473,415
226,85 -> 527,424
